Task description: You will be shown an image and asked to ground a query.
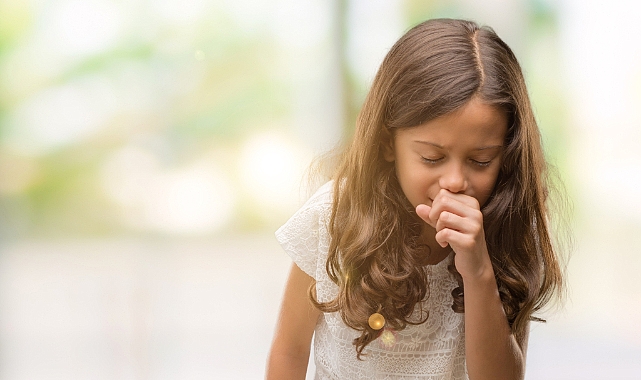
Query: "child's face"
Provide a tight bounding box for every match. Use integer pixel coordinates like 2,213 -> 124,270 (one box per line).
384,97 -> 508,210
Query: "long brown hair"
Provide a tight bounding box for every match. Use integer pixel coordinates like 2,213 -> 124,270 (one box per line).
310,18 -> 565,359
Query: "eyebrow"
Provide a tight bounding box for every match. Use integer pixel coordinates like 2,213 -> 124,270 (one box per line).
413,141 -> 503,151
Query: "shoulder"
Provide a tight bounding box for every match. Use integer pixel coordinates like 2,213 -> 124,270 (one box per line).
301,180 -> 334,210
278,181 -> 334,229
275,181 -> 334,279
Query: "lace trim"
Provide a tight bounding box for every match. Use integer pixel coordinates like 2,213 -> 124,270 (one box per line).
276,181 -> 468,379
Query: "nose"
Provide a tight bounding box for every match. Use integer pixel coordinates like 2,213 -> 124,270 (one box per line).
438,162 -> 468,194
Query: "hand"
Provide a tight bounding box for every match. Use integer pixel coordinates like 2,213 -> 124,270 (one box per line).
415,189 -> 494,281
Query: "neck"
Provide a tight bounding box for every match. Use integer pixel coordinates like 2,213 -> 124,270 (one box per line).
421,224 -> 451,265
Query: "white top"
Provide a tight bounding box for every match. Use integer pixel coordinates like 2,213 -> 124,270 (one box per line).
276,181 -> 468,379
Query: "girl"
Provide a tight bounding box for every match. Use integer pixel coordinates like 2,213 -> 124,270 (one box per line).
267,18 -> 564,380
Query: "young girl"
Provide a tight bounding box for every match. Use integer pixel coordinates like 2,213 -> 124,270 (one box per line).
267,18 -> 564,380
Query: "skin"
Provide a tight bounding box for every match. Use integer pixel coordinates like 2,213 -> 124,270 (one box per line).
386,96 -> 528,380
267,97 -> 528,379
383,96 -> 506,265
266,264 -> 320,380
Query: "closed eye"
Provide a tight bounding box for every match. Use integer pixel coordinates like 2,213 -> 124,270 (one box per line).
420,156 -> 444,164
471,159 -> 492,167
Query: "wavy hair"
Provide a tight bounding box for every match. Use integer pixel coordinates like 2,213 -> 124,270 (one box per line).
310,18 -> 565,359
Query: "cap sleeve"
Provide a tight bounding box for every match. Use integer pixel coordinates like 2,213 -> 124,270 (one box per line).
275,181 -> 333,280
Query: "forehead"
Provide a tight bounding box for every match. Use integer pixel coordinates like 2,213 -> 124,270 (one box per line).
396,98 -> 508,148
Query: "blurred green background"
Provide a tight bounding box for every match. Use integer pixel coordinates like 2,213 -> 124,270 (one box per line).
0,0 -> 639,379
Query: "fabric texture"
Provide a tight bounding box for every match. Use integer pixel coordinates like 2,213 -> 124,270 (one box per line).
275,181 -> 468,379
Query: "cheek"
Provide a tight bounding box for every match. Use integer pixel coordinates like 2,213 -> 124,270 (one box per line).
473,171 -> 501,205
395,162 -> 434,203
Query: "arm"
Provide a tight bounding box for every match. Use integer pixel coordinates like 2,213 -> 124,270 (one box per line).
462,266 -> 529,380
266,263 -> 321,380
417,189 -> 528,380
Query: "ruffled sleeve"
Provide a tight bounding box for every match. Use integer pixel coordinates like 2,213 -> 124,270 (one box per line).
275,181 -> 333,280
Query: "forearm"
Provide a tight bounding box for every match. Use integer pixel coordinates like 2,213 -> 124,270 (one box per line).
265,264 -> 319,380
463,269 -> 524,380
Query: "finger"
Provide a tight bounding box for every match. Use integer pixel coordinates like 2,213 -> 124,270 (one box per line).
429,194 -> 477,223
436,228 -> 480,254
436,210 -> 484,237
433,189 -> 480,210
415,204 -> 434,227
434,227 -> 451,248
434,210 -> 466,233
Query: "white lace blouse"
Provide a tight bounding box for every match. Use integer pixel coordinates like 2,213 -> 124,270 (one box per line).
276,181 -> 468,379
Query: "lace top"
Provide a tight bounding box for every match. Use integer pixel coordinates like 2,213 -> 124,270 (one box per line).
276,181 -> 468,379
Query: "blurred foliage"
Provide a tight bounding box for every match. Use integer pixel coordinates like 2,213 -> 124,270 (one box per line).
0,1 -> 292,237
0,0 -> 570,238
404,0 -> 460,24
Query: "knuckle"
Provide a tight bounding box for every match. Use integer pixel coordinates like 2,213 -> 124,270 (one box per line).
472,209 -> 483,221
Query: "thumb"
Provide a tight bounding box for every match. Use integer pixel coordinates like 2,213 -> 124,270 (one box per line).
416,204 -> 434,227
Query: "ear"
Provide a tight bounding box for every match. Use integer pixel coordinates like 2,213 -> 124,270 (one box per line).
381,127 -> 395,162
